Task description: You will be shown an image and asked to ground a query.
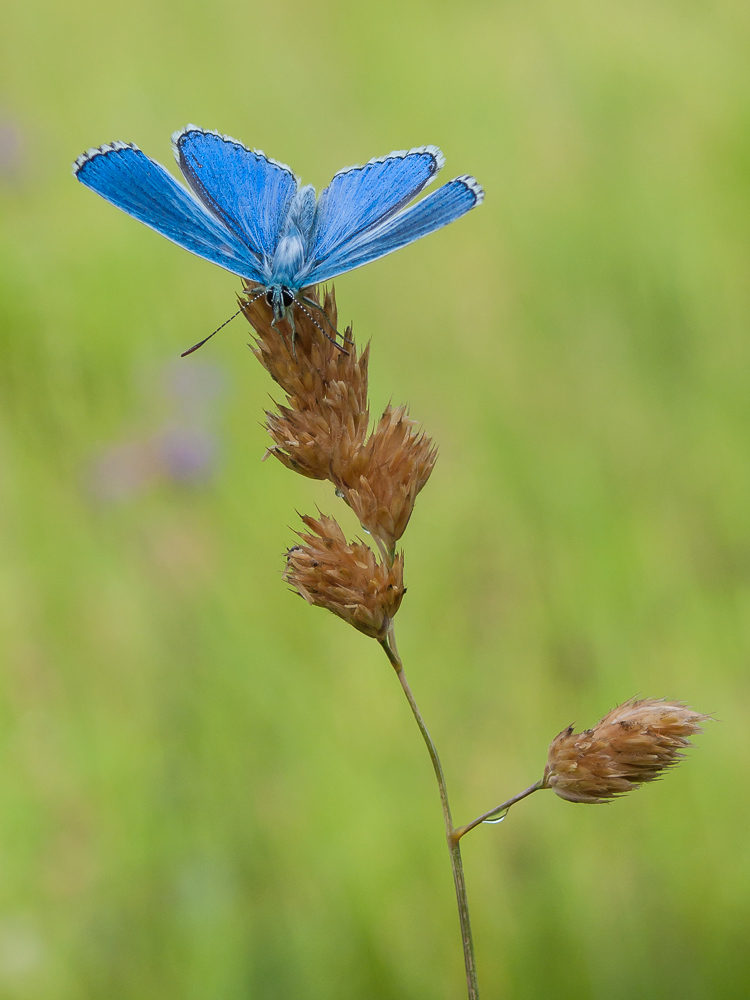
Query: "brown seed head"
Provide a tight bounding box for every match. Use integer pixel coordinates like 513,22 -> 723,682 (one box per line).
337,404 -> 438,553
243,282 -> 341,388
242,283 -> 371,482
543,697 -> 709,804
243,282 -> 436,551
283,512 -> 405,640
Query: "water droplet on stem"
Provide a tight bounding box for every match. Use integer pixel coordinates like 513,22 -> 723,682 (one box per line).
482,807 -> 509,826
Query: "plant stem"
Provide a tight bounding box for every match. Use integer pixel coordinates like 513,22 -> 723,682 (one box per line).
452,781 -> 544,841
380,625 -> 479,1000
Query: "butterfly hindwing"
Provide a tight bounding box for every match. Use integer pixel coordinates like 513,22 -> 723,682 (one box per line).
301,175 -> 484,286
174,127 -> 299,268
74,142 -> 266,282
305,147 -> 445,270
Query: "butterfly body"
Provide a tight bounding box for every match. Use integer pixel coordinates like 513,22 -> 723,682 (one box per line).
271,188 -> 315,288
74,126 -> 483,323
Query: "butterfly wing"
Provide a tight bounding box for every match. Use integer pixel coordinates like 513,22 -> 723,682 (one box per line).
304,146 -> 444,273
174,127 -> 299,267
300,175 -> 483,286
74,142 -> 267,282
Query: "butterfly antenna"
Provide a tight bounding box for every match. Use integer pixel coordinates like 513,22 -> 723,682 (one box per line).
299,294 -> 353,346
295,299 -> 348,355
180,289 -> 265,357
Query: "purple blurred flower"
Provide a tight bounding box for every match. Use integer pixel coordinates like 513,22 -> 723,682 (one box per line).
87,361 -> 223,503
0,118 -> 25,182
158,426 -> 218,484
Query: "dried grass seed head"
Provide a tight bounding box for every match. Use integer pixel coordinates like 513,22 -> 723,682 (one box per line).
243,282 -> 371,481
338,404 -> 438,552
264,377 -> 369,482
543,697 -> 709,804
244,282 -> 362,403
244,282 -> 436,550
283,512 -> 405,640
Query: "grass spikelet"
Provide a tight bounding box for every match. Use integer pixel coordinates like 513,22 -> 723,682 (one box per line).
284,512 -> 405,639
337,404 -> 438,554
543,697 -> 710,804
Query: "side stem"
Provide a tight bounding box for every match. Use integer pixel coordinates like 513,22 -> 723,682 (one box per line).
380,626 -> 479,1000
452,781 -> 544,841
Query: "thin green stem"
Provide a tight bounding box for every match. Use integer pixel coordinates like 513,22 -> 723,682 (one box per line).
380,625 -> 479,1000
453,781 -> 544,841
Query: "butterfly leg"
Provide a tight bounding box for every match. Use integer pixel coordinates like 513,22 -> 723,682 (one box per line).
270,313 -> 297,359
286,309 -> 299,359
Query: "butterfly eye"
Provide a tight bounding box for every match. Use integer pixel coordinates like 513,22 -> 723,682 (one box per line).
281,288 -> 294,309
264,290 -> 274,307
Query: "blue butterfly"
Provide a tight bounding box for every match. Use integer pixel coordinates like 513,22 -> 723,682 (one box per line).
74,125 -> 483,345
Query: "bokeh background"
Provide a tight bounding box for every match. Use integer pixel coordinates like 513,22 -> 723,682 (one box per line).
1,0 -> 749,997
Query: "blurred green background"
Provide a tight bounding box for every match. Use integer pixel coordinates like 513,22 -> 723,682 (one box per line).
1,0 -> 749,997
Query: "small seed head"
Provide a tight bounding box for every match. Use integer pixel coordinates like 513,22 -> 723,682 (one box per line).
283,513 -> 405,640
543,697 -> 709,804
337,404 -> 438,552
242,283 -> 372,483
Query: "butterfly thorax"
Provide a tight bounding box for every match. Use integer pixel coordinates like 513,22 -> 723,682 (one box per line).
270,185 -> 316,296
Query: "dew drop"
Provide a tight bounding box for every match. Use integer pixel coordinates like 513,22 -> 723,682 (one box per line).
482,807 -> 509,826
334,488 -> 345,499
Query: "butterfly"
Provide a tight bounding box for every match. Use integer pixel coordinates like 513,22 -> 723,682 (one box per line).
74,125 -> 483,349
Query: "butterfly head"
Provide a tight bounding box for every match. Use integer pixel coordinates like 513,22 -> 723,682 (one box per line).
265,285 -> 296,320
